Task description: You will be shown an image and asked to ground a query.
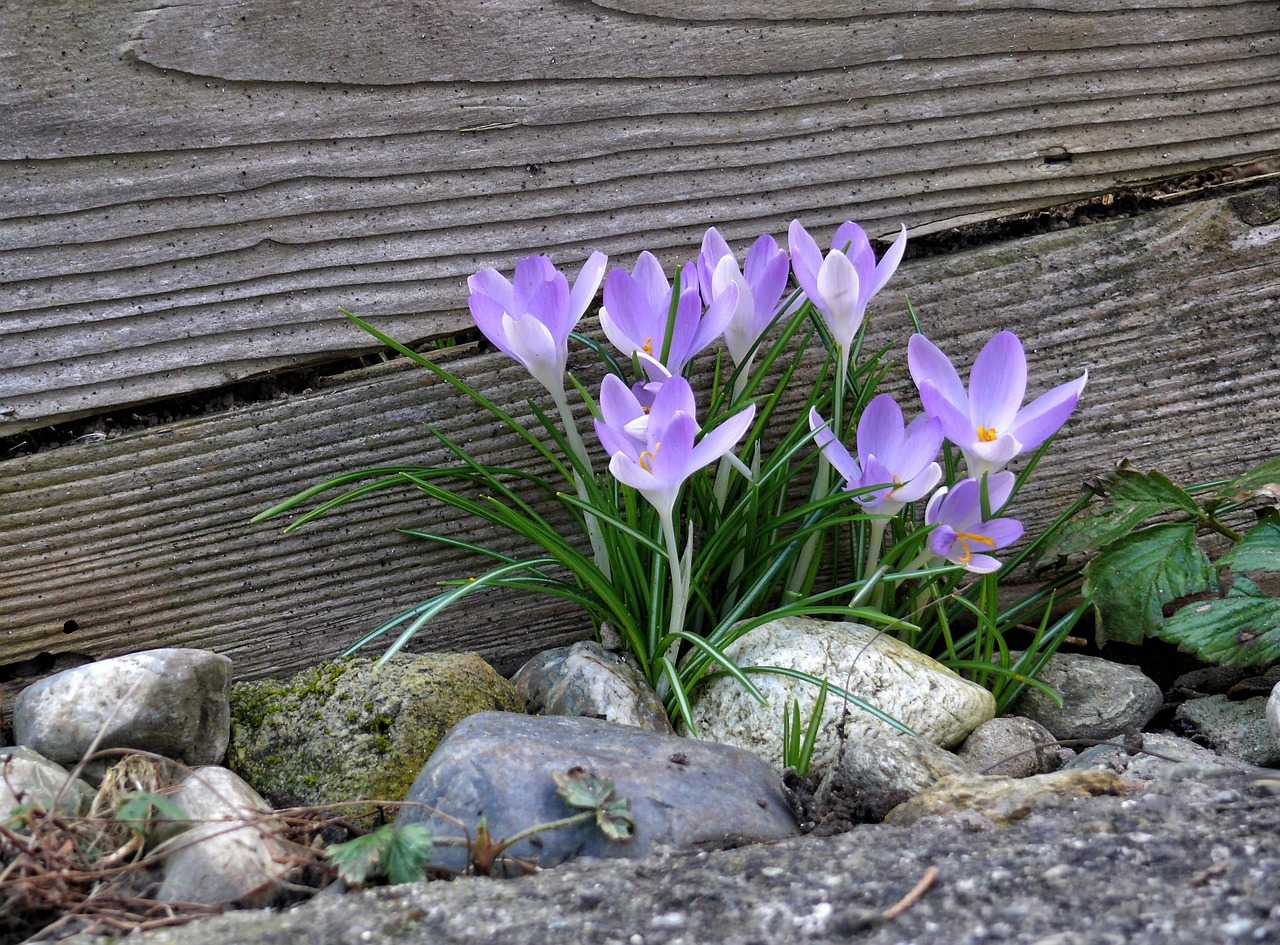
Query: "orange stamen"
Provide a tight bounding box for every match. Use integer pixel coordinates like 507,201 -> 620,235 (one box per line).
640,442 -> 661,471
642,337 -> 654,355
955,530 -> 996,564
977,425 -> 998,443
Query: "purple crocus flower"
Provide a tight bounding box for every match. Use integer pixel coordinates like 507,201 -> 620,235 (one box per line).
600,252 -> 737,377
696,228 -> 790,367
908,331 -> 1088,478
600,375 -> 755,522
924,473 -> 1024,574
788,220 -> 908,355
468,252 -> 608,396
808,394 -> 944,516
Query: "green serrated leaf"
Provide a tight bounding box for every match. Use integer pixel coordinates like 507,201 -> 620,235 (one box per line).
1218,517 -> 1280,574
1156,576 -> 1280,667
1083,522 -> 1218,646
327,825 -> 394,887
596,802 -> 636,841
384,823 -> 434,884
1104,466 -> 1201,515
1221,455 -> 1280,503
552,767 -> 616,810
1038,502 -> 1173,562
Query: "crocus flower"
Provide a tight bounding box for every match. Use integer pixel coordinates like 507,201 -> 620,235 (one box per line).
788,220 -> 908,355
468,252 -> 608,396
594,372 -> 695,463
924,473 -> 1023,573
908,331 -> 1088,478
600,375 -> 755,523
600,252 -> 737,377
808,394 -> 944,516
696,228 -> 790,367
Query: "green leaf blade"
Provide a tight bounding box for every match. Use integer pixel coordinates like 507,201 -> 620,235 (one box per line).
1157,576 -> 1280,667
1082,522 -> 1218,646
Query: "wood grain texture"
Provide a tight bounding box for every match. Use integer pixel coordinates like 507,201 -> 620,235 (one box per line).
2,0 -> 1277,432
2,185 -> 1277,702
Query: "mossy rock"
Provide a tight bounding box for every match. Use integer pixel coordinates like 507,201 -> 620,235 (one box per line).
226,653 -> 523,807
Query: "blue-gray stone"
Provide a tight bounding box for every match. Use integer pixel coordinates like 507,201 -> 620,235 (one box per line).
395,712 -> 798,874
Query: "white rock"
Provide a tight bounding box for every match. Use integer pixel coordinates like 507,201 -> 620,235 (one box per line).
156,766 -> 292,905
688,617 -> 995,777
1268,681 -> 1280,753
13,648 -> 231,771
0,746 -> 95,816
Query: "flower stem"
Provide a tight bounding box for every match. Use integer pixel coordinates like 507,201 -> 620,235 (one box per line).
654,512 -> 689,700
787,346 -> 845,599
551,383 -> 612,579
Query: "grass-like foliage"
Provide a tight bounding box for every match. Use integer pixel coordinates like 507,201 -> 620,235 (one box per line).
256,222 -> 1095,728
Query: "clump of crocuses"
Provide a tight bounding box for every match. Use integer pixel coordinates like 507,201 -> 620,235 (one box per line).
263,216 -> 1089,726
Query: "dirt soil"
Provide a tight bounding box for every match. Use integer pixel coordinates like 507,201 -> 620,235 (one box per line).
91,765 -> 1280,945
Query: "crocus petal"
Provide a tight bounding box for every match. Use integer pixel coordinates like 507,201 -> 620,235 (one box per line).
868,224 -> 908,298
468,267 -> 515,313
966,434 -> 1022,479
808,407 -> 862,484
512,256 -> 558,311
788,219 -> 824,304
744,233 -> 790,318
961,553 -> 1004,575
924,484 -> 949,524
815,249 -> 862,351
568,251 -> 608,323
879,461 -> 941,506
1009,371 -> 1088,450
690,280 -> 737,358
908,334 -> 968,414
980,517 -> 1025,548
468,291 -> 518,361
501,313 -> 562,394
985,470 -> 1018,512
928,524 -> 959,560
968,331 -> 1027,433
688,404 -> 756,473
856,394 -> 906,468
917,380 -> 976,447
631,252 -> 670,310
831,221 -> 871,260
595,417 -> 642,462
896,415 -> 945,479
648,374 -> 698,427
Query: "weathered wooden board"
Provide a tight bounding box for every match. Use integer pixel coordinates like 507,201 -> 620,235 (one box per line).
2,0 -> 1278,432
2,185 -> 1277,712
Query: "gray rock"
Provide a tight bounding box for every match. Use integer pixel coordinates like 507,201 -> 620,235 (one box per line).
13,649 -> 231,775
883,768 -> 1131,827
1175,693 -> 1280,766
1010,652 -> 1162,741
394,711 -> 798,874
156,766 -> 294,906
956,716 -> 1061,777
511,641 -> 673,733
1065,732 -> 1256,780
812,728 -> 968,824
1268,681 -> 1280,752
688,618 -> 995,778
0,746 -> 94,816
227,652 -> 524,807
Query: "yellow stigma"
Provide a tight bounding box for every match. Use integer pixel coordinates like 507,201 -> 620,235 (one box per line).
640,442 -> 661,471
955,530 -> 996,564
642,337 -> 654,355
887,474 -> 904,497
977,425 -> 998,443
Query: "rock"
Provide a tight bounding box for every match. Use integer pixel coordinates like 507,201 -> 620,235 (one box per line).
883,769 -> 1132,827
394,711 -> 798,874
1268,681 -> 1280,752
1175,693 -> 1280,767
0,746 -> 94,816
810,727 -> 969,826
511,641 -> 673,733
687,617 -> 995,777
1065,732 -> 1256,780
156,766 -> 293,906
956,716 -> 1061,777
227,653 -> 523,807
13,648 -> 231,779
1009,652 -> 1162,741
